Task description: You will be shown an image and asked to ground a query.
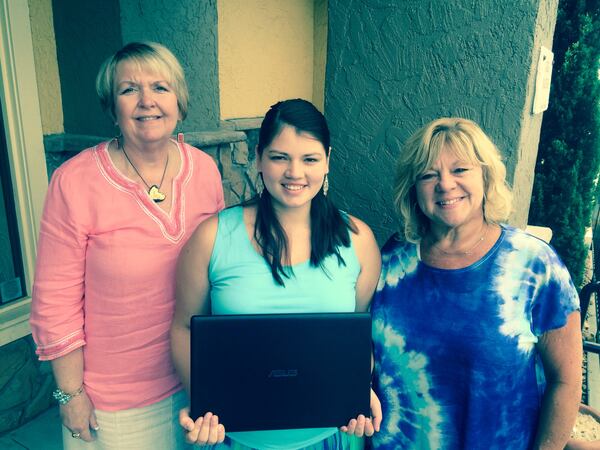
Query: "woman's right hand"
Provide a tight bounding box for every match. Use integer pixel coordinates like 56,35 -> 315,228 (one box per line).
340,388 -> 382,437
180,407 -> 226,446
59,390 -> 99,442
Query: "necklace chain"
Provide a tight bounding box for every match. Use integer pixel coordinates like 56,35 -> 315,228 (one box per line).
432,223 -> 489,256
119,138 -> 169,203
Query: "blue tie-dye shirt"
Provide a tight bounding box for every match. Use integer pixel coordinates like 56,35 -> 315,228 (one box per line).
371,225 -> 579,450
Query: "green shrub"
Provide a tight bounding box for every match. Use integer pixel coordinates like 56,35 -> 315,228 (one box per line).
530,0 -> 600,288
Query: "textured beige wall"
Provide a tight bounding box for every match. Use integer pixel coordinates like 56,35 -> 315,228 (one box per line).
312,0 -> 327,112
218,0 -> 314,119
28,0 -> 63,134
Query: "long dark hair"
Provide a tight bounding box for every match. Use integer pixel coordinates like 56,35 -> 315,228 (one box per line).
248,99 -> 355,286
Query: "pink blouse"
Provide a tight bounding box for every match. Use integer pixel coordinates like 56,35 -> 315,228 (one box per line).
30,140 -> 224,411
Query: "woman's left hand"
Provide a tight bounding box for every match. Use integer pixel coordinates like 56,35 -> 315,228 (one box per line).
179,408 -> 225,446
340,388 -> 382,437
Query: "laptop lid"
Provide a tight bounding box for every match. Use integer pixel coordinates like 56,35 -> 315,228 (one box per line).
190,312 -> 371,432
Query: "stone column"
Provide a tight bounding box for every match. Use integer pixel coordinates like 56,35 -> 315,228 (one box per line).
325,0 -> 558,242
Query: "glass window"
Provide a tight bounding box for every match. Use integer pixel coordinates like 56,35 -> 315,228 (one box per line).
0,115 -> 24,305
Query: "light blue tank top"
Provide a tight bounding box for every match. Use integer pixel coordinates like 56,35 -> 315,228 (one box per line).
208,206 -> 361,449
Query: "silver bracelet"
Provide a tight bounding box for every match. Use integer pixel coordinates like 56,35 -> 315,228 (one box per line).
52,384 -> 84,405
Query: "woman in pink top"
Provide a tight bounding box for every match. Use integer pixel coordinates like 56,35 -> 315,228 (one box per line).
30,42 -> 224,449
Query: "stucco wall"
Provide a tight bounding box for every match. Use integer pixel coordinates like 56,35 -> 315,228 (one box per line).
28,0 -> 63,135
326,0 -> 557,243
511,0 -> 559,227
217,0 -> 314,119
52,0 -> 220,135
120,0 -> 220,131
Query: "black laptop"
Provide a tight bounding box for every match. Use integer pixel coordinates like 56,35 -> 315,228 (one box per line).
190,312 -> 371,432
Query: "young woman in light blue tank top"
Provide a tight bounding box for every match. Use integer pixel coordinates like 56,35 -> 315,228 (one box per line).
171,99 -> 382,450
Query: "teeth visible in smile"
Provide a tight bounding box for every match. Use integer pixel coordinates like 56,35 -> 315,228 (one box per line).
137,116 -> 160,121
283,185 -> 304,191
438,198 -> 461,205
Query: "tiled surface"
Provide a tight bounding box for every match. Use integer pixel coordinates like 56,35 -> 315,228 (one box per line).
1,406 -> 61,450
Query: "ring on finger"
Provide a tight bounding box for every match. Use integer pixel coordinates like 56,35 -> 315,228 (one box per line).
71,431 -> 81,439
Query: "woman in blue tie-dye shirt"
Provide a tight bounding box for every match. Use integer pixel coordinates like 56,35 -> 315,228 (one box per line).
371,118 -> 582,450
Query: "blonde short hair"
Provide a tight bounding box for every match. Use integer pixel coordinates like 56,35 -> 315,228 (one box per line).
394,117 -> 513,242
95,41 -> 188,123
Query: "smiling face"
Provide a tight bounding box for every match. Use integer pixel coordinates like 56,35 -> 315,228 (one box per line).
257,124 -> 329,214
415,145 -> 485,232
114,60 -> 180,147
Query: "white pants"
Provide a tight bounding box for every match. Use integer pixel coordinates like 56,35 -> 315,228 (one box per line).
62,390 -> 191,450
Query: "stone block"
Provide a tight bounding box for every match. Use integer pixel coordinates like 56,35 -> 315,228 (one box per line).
218,120 -> 236,130
218,144 -> 234,178
221,180 -> 237,207
220,144 -> 252,201
184,129 -> 246,147
246,129 -> 259,161
43,133 -> 107,153
242,173 -> 260,200
226,173 -> 248,202
232,141 -> 249,165
224,117 -> 263,131
247,163 -> 259,184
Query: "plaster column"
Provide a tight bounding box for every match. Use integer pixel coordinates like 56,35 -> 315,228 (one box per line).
52,0 -> 220,137
325,0 -> 558,242
119,0 -> 220,132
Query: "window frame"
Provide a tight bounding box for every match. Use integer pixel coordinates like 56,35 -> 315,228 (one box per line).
0,0 -> 49,346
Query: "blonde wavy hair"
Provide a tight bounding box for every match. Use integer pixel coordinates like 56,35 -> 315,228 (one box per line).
96,41 -> 189,123
394,117 -> 513,242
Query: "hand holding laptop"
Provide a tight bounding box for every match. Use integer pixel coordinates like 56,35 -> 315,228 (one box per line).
339,388 -> 382,437
179,391 -> 382,447
179,408 -> 225,446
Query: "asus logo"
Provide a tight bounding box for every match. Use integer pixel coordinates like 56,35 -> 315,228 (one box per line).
268,369 -> 298,378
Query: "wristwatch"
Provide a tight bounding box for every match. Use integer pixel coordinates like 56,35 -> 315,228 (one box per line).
52,385 -> 84,405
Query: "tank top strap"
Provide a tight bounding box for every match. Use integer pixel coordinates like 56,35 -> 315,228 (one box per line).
209,206 -> 249,275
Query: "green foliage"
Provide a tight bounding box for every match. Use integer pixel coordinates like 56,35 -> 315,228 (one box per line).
530,0 -> 600,288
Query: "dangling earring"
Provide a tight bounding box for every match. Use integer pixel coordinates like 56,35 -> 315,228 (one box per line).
175,119 -> 184,143
255,173 -> 264,197
323,174 -> 329,196
482,192 -> 487,221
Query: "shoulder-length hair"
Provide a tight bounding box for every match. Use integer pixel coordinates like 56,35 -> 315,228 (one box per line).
249,98 -> 355,286
394,117 -> 513,242
95,41 -> 189,123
